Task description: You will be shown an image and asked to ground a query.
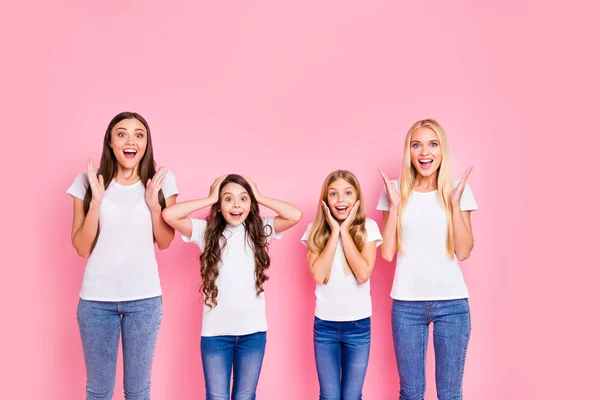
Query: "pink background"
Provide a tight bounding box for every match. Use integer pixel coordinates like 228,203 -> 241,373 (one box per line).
2,1 -> 598,399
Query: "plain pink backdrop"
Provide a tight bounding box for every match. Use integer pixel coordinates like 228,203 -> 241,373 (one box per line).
2,1 -> 598,399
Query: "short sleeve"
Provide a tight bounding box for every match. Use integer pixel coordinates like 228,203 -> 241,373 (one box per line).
300,223 -> 313,247
365,219 -> 383,247
66,171 -> 89,200
456,181 -> 478,211
376,180 -> 399,211
262,217 -> 283,242
181,218 -> 207,250
162,171 -> 179,199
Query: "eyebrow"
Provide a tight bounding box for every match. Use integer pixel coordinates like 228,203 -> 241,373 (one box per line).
329,187 -> 353,191
222,191 -> 249,196
115,127 -> 146,133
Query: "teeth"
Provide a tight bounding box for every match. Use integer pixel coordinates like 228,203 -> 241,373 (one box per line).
419,159 -> 432,163
124,149 -> 136,154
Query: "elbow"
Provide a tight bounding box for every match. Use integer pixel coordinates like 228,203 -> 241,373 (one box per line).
456,251 -> 471,261
161,208 -> 174,225
355,274 -> 370,285
75,247 -> 90,258
292,209 -> 303,224
310,271 -> 327,285
381,250 -> 395,262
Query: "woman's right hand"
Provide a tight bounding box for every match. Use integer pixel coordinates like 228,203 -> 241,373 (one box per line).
321,201 -> 340,233
87,159 -> 105,204
378,169 -> 400,206
208,175 -> 227,204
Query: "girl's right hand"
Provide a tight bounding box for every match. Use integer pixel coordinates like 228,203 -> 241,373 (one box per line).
321,201 -> 340,233
208,175 -> 227,204
378,169 -> 400,206
87,159 -> 104,204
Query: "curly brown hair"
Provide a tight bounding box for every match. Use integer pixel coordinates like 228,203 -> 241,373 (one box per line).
200,174 -> 272,308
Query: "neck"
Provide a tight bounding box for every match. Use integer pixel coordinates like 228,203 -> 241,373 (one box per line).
116,164 -> 140,183
414,172 -> 438,191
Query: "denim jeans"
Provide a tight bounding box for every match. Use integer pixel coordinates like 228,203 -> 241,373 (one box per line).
200,331 -> 267,400
313,316 -> 371,400
77,296 -> 163,400
392,299 -> 471,400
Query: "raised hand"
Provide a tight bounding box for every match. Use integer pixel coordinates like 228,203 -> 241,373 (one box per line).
321,201 -> 340,233
86,159 -> 105,204
340,200 -> 360,231
145,166 -> 168,210
208,175 -> 227,204
450,166 -> 473,206
243,175 -> 263,203
378,169 -> 400,206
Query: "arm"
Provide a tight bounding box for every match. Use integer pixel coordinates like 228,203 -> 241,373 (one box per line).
245,176 -> 303,233
71,160 -> 104,258
161,176 -> 226,238
340,230 -> 377,284
151,195 -> 177,250
450,167 -> 475,261
308,229 -> 339,284
378,169 -> 400,261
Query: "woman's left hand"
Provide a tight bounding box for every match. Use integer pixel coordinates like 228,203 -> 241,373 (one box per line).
450,166 -> 473,207
146,166 -> 167,211
340,201 -> 360,232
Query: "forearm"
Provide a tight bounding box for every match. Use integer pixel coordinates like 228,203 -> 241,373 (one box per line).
72,201 -> 101,257
340,230 -> 372,284
257,195 -> 302,223
310,232 -> 339,284
380,207 -> 399,261
452,206 -> 473,260
162,198 -> 214,223
151,206 -> 175,250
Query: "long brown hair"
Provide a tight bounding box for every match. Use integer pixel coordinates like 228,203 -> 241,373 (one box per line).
200,174 -> 272,308
83,112 -> 165,247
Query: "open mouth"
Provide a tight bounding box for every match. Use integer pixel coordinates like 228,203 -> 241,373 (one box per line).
229,211 -> 244,220
335,205 -> 349,213
418,159 -> 433,169
123,149 -> 137,159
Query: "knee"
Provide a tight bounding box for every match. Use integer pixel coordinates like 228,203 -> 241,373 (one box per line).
86,387 -> 115,400
124,386 -> 150,400
399,382 -> 425,400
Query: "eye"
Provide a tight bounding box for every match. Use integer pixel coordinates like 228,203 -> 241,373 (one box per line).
118,132 -> 126,137
225,197 -> 232,202
431,142 -> 438,147
136,133 -> 145,138
412,143 -> 420,148
346,191 -> 352,196
329,192 -> 336,197
241,196 -> 248,201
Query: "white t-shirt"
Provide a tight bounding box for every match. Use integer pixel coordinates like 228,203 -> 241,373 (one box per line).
182,217 -> 282,337
376,180 -> 478,301
67,170 -> 179,301
301,219 -> 383,322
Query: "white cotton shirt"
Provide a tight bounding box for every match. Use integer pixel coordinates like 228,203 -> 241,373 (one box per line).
301,219 -> 383,322
182,217 -> 282,337
376,180 -> 478,301
67,170 -> 179,301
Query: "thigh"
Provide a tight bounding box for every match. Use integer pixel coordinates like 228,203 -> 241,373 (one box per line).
231,331 -> 267,400
340,318 -> 371,400
314,317 -> 342,400
202,335 -> 236,400
432,299 -> 471,400
121,296 -> 163,399
391,300 -> 429,400
77,299 -> 121,400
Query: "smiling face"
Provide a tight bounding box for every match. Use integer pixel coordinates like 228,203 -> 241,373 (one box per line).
109,118 -> 148,170
326,178 -> 358,222
410,127 -> 443,178
219,182 -> 252,226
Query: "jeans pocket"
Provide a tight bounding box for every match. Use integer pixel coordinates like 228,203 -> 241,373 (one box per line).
352,317 -> 371,329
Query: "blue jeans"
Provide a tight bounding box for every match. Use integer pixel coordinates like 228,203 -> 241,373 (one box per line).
313,316 -> 371,400
200,331 -> 267,400
392,299 -> 471,400
77,296 -> 163,400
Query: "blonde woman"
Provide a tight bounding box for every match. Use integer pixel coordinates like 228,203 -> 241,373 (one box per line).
301,170 -> 382,399
378,119 -> 478,400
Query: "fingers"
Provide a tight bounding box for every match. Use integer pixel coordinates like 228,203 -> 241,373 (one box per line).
378,168 -> 390,184
213,175 -> 227,188
461,166 -> 473,185
98,174 -> 104,187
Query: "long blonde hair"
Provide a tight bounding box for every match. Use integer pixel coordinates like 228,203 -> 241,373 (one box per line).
308,170 -> 367,282
397,119 -> 455,259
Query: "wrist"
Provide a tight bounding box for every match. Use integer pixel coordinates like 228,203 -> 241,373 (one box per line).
89,199 -> 102,208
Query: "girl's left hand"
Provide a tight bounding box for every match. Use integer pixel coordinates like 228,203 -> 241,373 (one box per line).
450,166 -> 473,206
244,176 -> 263,203
340,201 -> 360,232
146,166 -> 167,211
